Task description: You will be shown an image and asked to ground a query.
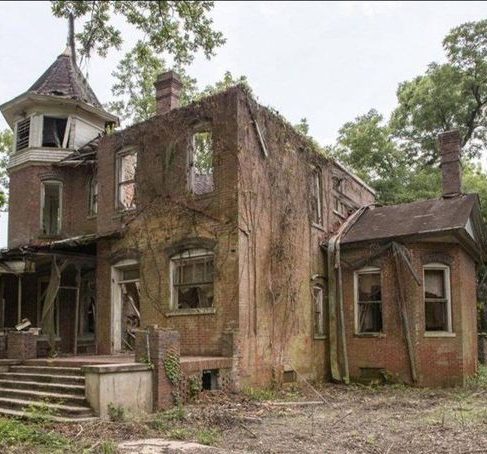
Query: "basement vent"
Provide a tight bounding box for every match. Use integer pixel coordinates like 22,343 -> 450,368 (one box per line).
16,118 -> 30,151
202,369 -> 219,390
283,369 -> 297,383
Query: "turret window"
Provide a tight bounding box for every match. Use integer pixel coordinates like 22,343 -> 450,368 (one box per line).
42,116 -> 70,148
16,118 -> 30,151
41,180 -> 62,236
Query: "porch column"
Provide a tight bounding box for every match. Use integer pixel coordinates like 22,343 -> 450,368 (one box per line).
17,275 -> 22,324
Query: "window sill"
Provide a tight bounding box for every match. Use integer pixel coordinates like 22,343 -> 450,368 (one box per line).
311,223 -> 325,232
424,331 -> 456,338
314,335 -> 327,340
354,332 -> 385,338
112,209 -> 136,220
86,215 -> 97,221
166,307 -> 216,317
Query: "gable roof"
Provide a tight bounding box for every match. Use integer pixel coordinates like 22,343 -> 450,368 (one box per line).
27,48 -> 101,108
342,194 -> 479,245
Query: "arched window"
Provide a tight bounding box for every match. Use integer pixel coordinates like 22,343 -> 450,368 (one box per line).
423,263 -> 452,333
170,249 -> 214,310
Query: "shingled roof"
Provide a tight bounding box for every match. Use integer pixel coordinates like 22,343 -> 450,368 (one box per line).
27,48 -> 101,108
342,194 -> 479,245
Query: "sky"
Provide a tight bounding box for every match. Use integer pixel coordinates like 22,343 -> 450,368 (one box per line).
0,1 -> 486,246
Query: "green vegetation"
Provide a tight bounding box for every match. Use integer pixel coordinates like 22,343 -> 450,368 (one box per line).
107,402 -> 127,422
196,428 -> 220,446
242,386 -> 279,401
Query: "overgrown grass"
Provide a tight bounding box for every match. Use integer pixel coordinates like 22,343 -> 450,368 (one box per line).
0,417 -> 72,452
196,428 -> 221,446
242,386 -> 278,401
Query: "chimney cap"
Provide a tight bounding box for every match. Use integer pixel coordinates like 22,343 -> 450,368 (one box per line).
155,71 -> 183,87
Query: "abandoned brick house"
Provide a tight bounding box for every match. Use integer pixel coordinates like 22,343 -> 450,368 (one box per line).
0,39 -> 485,418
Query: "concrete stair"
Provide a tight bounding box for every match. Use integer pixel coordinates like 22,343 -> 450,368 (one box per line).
0,365 -> 96,422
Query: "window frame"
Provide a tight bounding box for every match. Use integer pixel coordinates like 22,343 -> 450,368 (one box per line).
41,115 -> 71,149
423,263 -> 452,334
115,147 -> 137,211
40,180 -> 63,237
312,285 -> 325,338
189,130 -> 214,195
311,167 -> 323,227
15,117 -> 31,152
170,248 -> 215,311
354,266 -> 383,335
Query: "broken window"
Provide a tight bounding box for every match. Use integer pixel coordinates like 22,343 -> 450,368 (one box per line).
172,249 -> 214,310
356,268 -> 382,333
117,149 -> 137,210
16,118 -> 30,151
42,116 -> 69,148
41,181 -> 62,236
424,264 -> 451,332
88,176 -> 98,216
311,168 -> 323,225
190,131 -> 214,195
313,285 -> 325,337
119,266 -> 140,350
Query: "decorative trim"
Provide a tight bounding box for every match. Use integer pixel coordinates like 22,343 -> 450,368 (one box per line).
109,248 -> 140,265
421,253 -> 453,266
164,237 -> 216,258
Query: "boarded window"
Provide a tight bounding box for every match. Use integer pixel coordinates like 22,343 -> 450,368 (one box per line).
191,132 -> 214,194
424,265 -> 451,332
41,181 -> 62,236
88,177 -> 98,216
16,118 -> 30,151
356,269 -> 382,333
172,250 -> 214,309
313,286 -> 325,336
311,168 -> 323,225
117,150 -> 137,210
42,117 -> 69,148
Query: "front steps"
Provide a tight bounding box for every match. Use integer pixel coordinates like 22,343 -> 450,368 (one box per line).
0,365 -> 95,422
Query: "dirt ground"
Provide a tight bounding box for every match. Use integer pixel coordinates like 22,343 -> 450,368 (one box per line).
4,376 -> 487,453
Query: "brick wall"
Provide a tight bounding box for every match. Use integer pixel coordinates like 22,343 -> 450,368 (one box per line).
341,242 -> 478,387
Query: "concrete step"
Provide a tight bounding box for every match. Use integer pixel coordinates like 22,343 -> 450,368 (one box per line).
0,406 -> 97,423
0,379 -> 85,395
0,387 -> 88,407
0,372 -> 84,385
10,366 -> 82,376
0,396 -> 93,417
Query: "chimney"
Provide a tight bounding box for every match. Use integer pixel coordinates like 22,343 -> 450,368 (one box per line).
154,71 -> 182,115
438,130 -> 462,198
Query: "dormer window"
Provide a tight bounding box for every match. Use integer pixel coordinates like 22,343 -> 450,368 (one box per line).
42,116 -> 70,148
16,118 -> 30,151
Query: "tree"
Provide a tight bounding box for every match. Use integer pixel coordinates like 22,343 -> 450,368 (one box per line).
391,20 -> 487,165
50,1 -> 225,65
0,130 -> 12,209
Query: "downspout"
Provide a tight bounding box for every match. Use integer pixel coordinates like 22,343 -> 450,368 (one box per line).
326,206 -> 370,383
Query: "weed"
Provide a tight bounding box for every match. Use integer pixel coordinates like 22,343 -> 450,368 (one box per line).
196,428 -> 220,446
97,440 -> 117,454
107,403 -> 126,422
167,427 -> 190,440
242,386 -> 278,401
24,400 -> 57,422
159,405 -> 186,421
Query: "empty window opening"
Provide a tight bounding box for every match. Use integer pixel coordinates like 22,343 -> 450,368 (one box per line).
117,150 -> 137,210
119,266 -> 140,351
171,249 -> 214,310
88,176 -> 98,216
202,369 -> 219,390
79,276 -> 96,337
311,168 -> 323,225
41,181 -> 62,236
16,118 -> 30,151
191,131 -> 214,194
313,286 -> 325,337
283,369 -> 297,383
424,264 -> 452,332
355,268 -> 382,334
42,116 -> 69,148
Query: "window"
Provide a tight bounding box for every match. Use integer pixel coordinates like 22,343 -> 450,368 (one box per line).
171,249 -> 214,310
42,116 -> 70,148
311,168 -> 323,225
313,286 -> 325,337
116,149 -> 137,210
88,176 -> 98,216
424,264 -> 452,332
41,181 -> 62,236
355,267 -> 382,334
16,118 -> 30,151
190,131 -> 214,195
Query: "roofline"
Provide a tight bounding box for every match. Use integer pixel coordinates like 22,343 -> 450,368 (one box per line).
332,159 -> 376,196
1,92 -> 119,127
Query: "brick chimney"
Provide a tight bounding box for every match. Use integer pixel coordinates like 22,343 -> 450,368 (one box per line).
438,130 -> 462,198
154,71 -> 182,115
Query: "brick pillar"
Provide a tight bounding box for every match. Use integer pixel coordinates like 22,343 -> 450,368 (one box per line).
222,327 -> 240,391
136,326 -> 181,410
7,331 -> 36,360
